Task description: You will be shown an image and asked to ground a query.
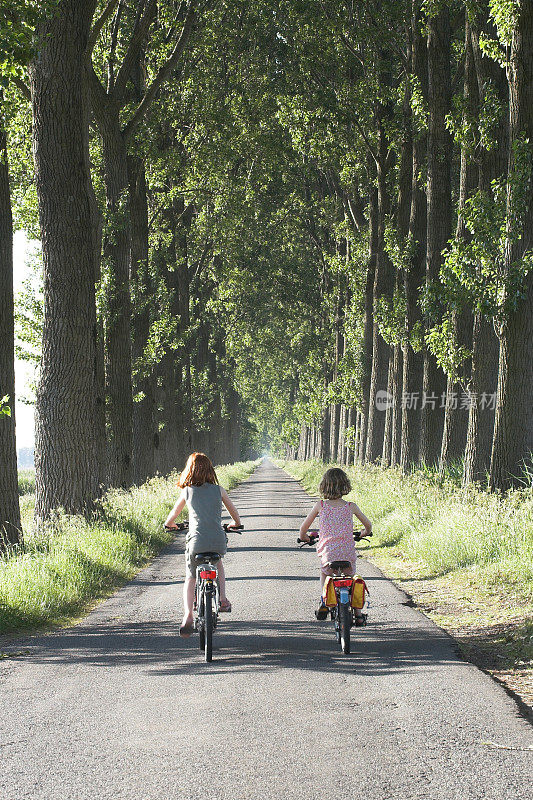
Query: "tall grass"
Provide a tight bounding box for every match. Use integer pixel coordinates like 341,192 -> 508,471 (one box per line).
1,460 -> 257,635
279,459 -> 533,602
18,469 -> 35,496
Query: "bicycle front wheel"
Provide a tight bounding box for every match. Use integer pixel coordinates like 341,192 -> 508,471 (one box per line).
204,587 -> 213,662
339,602 -> 351,654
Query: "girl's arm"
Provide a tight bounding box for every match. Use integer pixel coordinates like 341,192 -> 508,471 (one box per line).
221,488 -> 241,527
299,500 -> 321,542
165,491 -> 186,528
350,502 -> 372,534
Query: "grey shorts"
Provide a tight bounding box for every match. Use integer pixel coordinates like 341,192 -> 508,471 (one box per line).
185,548 -> 222,579
320,560 -> 356,577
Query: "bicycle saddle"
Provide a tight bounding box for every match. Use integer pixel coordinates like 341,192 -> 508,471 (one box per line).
196,552 -> 221,562
328,560 -> 352,572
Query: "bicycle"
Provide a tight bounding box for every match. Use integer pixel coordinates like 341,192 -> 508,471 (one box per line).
166,521 -> 244,662
297,530 -> 372,654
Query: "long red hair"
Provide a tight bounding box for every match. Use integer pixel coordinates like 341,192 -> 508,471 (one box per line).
179,452 -> 218,487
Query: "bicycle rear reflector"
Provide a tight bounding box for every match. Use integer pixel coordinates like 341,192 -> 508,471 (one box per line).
333,579 -> 353,588
200,570 -> 217,580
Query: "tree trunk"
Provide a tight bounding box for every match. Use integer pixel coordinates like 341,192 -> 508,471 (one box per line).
0,104 -> 21,544
99,117 -> 133,487
400,6 -> 427,471
382,348 -> 395,467
84,83 -> 106,491
319,402 -> 330,462
419,5 -> 452,466
490,4 -> 533,490
330,403 -> 341,462
463,5 -> 508,485
353,411 -> 361,465
384,52 -> 412,469
440,18 -> 477,471
228,385 -> 241,462
129,156 -> 156,484
390,343 -> 403,466
157,203 -> 189,474
366,109 -> 393,463
31,0 -> 100,522
338,404 -> 346,464
357,186 -> 377,462
464,313 -> 499,483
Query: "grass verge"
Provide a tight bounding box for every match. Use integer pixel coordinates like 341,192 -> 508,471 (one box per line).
1,460 -> 257,636
18,468 -> 35,496
278,458 -> 533,712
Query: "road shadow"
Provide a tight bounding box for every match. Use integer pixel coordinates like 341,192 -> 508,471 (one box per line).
16,617 -> 457,679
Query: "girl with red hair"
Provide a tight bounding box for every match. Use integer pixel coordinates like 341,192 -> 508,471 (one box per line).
165,452 -> 242,637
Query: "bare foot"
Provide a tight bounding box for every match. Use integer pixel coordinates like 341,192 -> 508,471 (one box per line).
180,615 -> 194,637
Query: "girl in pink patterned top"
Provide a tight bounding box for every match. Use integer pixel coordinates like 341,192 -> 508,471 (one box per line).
299,468 -> 372,614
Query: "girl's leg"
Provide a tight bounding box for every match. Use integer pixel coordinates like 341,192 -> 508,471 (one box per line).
218,559 -> 230,604
182,575 -> 195,625
316,567 -> 330,617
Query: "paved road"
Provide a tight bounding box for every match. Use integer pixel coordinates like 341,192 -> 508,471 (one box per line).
1,460 -> 531,800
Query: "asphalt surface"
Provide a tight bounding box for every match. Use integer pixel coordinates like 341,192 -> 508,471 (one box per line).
1,459 -> 531,800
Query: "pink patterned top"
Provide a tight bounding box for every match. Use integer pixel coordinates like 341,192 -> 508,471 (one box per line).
316,500 -> 357,570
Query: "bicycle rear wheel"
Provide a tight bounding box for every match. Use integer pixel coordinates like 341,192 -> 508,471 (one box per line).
204,586 -> 213,662
339,602 -> 351,654
198,588 -> 205,650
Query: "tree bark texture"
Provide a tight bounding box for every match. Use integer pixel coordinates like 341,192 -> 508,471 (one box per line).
463,6 -> 508,485
440,18 -> 477,471
366,109 -> 393,463
0,107 -> 21,544
129,156 -> 156,484
31,0 -> 100,521
490,4 -> 533,490
100,113 -> 133,487
464,313 -> 499,483
357,186 -> 377,461
401,4 -> 427,471
419,5 -> 452,466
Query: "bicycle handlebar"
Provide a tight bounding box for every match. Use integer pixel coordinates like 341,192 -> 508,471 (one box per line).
165,522 -> 244,534
223,523 -> 244,534
164,521 -> 189,531
297,530 -> 373,547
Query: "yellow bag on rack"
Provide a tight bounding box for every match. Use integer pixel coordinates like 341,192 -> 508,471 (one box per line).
351,576 -> 368,609
322,576 -> 337,607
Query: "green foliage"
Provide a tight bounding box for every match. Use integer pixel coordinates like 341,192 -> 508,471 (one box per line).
410,75 -> 429,134
426,314 -> 471,380
489,0 -> 519,46
0,2 -> 43,80
0,395 -> 11,417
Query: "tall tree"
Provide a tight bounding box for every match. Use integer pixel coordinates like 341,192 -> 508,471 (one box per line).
30,0 -> 100,521
463,2 -> 508,484
400,0 -> 427,471
490,1 -> 533,489
439,15 -> 477,471
0,100 -> 21,543
419,1 -> 452,465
